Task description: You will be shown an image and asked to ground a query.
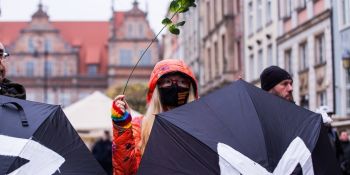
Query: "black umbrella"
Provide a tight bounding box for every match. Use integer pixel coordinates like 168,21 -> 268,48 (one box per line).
138,80 -> 341,174
0,95 -> 106,175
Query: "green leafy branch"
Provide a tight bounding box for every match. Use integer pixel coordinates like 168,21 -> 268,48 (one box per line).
162,0 -> 197,35
122,0 -> 196,94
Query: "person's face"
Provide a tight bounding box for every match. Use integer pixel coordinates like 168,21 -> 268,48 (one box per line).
340,132 -> 349,142
269,79 -> 294,102
157,74 -> 191,110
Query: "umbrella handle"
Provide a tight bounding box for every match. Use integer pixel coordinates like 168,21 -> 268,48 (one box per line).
1,102 -> 29,127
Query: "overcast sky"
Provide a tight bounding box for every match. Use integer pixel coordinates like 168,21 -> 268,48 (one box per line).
0,0 -> 170,33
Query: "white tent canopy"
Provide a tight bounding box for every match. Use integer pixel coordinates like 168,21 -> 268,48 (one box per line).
64,91 -> 141,132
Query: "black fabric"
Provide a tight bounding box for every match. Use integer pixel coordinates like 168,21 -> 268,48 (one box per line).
159,71 -> 197,99
92,139 -> 113,175
138,80 -> 341,174
260,66 -> 292,91
0,78 -> 26,100
159,84 -> 190,107
1,102 -> 28,127
311,125 -> 342,174
340,140 -> 350,174
0,156 -> 25,175
0,95 -> 105,174
138,117 -> 220,175
6,156 -> 29,174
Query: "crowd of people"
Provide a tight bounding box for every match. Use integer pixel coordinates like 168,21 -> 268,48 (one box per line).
2,41 -> 350,174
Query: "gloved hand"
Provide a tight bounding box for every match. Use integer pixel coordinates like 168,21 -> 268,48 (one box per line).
111,95 -> 132,128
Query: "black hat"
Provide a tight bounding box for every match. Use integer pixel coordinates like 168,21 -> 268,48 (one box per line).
260,66 -> 292,91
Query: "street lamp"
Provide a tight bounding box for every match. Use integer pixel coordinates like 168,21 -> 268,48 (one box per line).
43,48 -> 48,103
342,49 -> 350,75
33,42 -> 49,103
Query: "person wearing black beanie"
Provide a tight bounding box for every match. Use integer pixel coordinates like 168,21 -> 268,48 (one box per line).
260,66 -> 294,102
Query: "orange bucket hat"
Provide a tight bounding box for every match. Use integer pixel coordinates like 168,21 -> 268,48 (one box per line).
147,59 -> 198,103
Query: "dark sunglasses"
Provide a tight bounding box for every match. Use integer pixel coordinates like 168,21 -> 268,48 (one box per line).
0,49 -> 10,59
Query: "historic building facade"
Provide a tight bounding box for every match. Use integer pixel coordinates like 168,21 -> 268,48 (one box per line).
276,0 -> 333,111
199,0 -> 244,94
333,0 -> 350,117
161,0 -> 244,95
0,1 -> 159,106
108,1 -> 159,86
244,0 -> 279,84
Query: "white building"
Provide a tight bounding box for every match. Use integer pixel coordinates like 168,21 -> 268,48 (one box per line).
244,0 -> 279,84
276,0 -> 333,111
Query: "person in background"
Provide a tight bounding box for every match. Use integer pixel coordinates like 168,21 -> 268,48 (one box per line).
339,130 -> 350,174
0,42 -> 26,100
260,66 -> 343,174
92,130 -> 112,175
111,59 -> 198,174
260,66 -> 294,102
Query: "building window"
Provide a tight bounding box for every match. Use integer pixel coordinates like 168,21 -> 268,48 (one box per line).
87,64 -> 98,76
342,0 -> 350,26
222,35 -> 226,72
266,0 -> 272,23
207,47 -> 212,80
45,61 -> 53,77
47,93 -> 55,105
214,42 -> 219,77
347,88 -> 350,114
119,49 -> 132,66
295,0 -> 306,10
8,63 -> 16,76
248,1 -> 254,34
139,50 -> 152,66
28,38 -> 35,53
315,33 -> 326,64
139,24 -> 144,38
300,95 -> 309,109
207,1 -> 211,32
26,61 -> 34,77
257,0 -> 263,29
233,0 -> 240,15
299,42 -> 308,71
44,38 -> 52,53
221,0 -> 225,17
258,49 -> 263,75
285,49 -> 292,74
267,44 -> 273,66
347,73 -> 350,114
317,90 -> 327,107
286,0 -> 292,17
63,64 -> 69,76
249,54 -> 255,80
281,0 -> 292,18
127,23 -> 133,38
213,0 -> 217,24
237,41 -> 241,69
60,93 -> 71,108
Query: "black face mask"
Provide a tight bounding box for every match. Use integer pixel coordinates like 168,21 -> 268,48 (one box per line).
158,84 -> 190,108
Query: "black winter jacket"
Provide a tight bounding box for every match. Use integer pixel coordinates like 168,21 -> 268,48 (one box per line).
0,78 -> 26,100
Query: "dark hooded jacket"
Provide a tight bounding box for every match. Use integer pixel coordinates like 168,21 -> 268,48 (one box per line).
0,78 -> 26,100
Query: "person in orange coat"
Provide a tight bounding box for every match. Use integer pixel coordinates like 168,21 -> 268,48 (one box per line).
111,59 -> 199,175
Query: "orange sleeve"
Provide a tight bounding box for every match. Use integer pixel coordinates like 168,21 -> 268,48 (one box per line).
112,117 -> 142,175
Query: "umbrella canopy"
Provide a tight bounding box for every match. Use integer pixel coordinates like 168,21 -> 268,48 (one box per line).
138,80 -> 341,174
0,95 -> 106,175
